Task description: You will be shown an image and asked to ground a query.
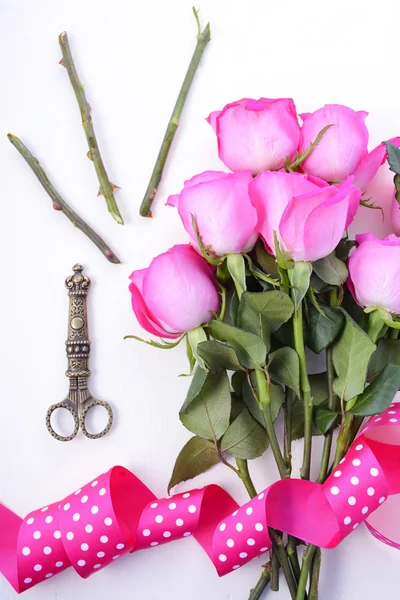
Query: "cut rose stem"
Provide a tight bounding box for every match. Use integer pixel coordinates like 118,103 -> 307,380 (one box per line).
8,134 -> 121,264
139,7 -> 211,217
59,31 -> 124,225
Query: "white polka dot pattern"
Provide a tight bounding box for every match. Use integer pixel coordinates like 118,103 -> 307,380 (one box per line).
7,405 -> 400,591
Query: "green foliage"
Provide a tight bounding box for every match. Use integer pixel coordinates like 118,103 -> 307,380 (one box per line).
332,311 -> 376,401
309,372 -> 329,407
350,365 -> 400,416
180,370 -> 231,441
238,290 -> 294,351
168,436 -> 220,493
312,252 -> 348,286
368,338 -> 400,378
180,367 -> 208,413
255,239 -> 279,277
315,408 -> 339,434
208,320 -> 267,369
197,340 -> 243,372
242,374 -> 284,426
289,261 -> 312,310
220,408 -> 268,459
269,346 -> 300,397
226,253 -> 246,298
385,141 -> 400,176
306,304 -> 345,353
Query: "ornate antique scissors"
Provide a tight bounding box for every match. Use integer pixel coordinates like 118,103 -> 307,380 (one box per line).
46,264 -> 113,441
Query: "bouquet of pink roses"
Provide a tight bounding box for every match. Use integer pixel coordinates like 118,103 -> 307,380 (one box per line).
127,98 -> 400,598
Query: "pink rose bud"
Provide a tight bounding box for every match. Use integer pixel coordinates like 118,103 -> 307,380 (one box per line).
391,190 -> 400,236
299,105 -> 369,183
353,137 -> 400,191
348,233 -> 400,314
206,98 -> 301,175
167,170 -> 258,257
129,245 -> 220,338
249,171 -> 361,262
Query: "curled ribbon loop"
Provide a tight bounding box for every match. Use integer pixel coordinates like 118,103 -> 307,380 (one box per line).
1,404 -> 400,593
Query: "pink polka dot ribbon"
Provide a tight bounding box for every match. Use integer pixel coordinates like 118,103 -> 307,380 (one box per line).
1,403 -> 400,593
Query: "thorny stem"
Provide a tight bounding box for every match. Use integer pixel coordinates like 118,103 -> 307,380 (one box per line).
236,459 -> 257,498
7,134 -> 121,264
270,549 -> 280,591
268,529 -> 298,600
292,299 -> 313,480
295,545 -> 316,600
308,548 -> 321,600
283,389 -> 294,475
248,564 -> 271,600
59,31 -> 124,225
287,536 -> 301,583
139,8 -> 211,217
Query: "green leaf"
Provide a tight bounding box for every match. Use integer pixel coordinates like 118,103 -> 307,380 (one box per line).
315,408 -> 339,434
187,326 -> 208,370
385,141 -> 400,176
226,253 -> 246,299
230,393 -> 246,422
197,340 -> 243,372
309,372 -> 329,407
208,320 -> 267,369
291,400 -> 306,440
269,346 -> 300,397
230,291 -> 240,326
306,304 -> 345,353
288,124 -> 333,170
231,371 -> 246,396
178,336 -> 196,376
368,338 -> 400,378
332,311 -> 376,401
220,408 -> 268,459
180,367 -> 208,413
350,365 -> 400,416
190,214 -> 220,265
336,239 -> 357,262
289,261 -> 312,310
168,436 -> 220,493
312,252 -> 348,286
180,370 -> 231,441
238,291 -> 294,350
255,239 -> 279,277
242,374 -> 284,426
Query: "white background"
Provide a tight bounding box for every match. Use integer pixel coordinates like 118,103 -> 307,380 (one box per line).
1,0 -> 400,598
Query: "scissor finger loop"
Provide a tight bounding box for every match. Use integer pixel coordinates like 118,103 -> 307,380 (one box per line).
46,401 -> 80,442
80,399 -> 113,440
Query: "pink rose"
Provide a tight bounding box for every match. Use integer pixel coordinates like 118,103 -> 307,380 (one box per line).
206,98 -> 301,175
391,190 -> 400,236
348,233 -> 400,314
353,137 -> 400,191
299,104 -> 369,183
129,245 -> 220,338
167,170 -> 257,257
249,171 -> 361,262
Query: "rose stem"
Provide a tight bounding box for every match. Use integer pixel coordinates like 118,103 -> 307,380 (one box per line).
295,545 -> 316,600
308,548 -> 321,600
292,299 -> 313,480
317,289 -> 339,484
248,564 -> 271,600
270,549 -> 280,591
236,459 -> 285,598
252,369 -> 298,599
139,7 -> 211,217
7,134 -> 121,264
59,31 -> 124,225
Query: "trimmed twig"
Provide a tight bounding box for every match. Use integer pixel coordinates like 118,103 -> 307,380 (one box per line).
296,545 -> 316,600
59,31 -> 124,225
248,564 -> 271,600
270,549 -> 280,591
139,7 -> 211,217
308,548 -> 321,600
268,529 -> 298,600
8,134 -> 121,264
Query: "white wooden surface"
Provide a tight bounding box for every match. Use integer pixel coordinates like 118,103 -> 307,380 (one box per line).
1,0 -> 399,598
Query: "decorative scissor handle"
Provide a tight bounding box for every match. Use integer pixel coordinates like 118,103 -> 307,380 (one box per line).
46,264 -> 113,441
